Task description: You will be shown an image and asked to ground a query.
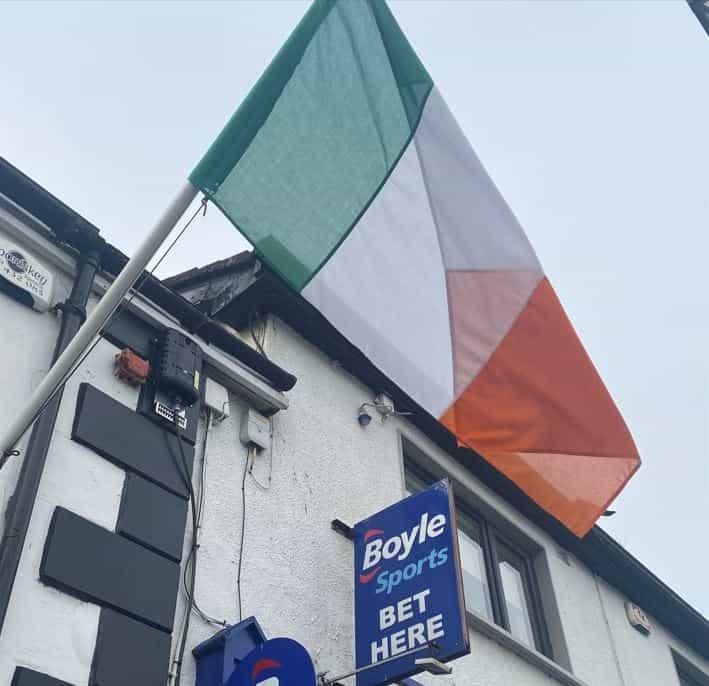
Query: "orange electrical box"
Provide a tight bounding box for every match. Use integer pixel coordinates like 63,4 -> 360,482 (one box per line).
114,349 -> 150,386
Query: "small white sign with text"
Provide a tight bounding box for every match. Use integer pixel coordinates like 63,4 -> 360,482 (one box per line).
0,238 -> 53,311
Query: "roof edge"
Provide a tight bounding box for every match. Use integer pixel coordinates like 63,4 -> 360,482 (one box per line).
0,157 -> 297,392
166,255 -> 709,664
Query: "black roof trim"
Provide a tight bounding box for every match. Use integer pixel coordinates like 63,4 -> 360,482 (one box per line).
168,254 -> 709,663
163,252 -> 255,291
0,158 -> 296,392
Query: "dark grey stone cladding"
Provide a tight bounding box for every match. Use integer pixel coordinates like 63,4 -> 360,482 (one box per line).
11,668 -> 73,686
117,473 -> 189,563
71,383 -> 194,498
90,609 -> 173,686
35,352 -> 202,683
41,507 -> 180,632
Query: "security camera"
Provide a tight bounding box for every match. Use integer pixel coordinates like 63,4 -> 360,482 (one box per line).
357,410 -> 373,427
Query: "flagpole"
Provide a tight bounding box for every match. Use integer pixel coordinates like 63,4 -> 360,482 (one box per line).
0,181 -> 199,458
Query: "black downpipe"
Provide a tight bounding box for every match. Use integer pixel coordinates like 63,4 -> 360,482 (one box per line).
0,249 -> 100,637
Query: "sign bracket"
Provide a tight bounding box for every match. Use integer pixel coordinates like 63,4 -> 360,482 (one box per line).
320,641 -> 439,686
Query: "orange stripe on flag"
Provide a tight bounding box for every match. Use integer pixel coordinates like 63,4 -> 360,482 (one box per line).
441,277 -> 640,536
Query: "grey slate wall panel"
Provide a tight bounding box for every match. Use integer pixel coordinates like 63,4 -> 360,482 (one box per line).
40,507 -> 180,632
101,307 -> 158,359
90,609 -> 172,686
117,473 -> 188,562
11,668 -> 74,686
72,383 -> 193,498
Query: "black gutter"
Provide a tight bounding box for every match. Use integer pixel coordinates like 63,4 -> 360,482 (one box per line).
94,244 -> 296,392
0,249 -> 100,637
0,157 -> 297,392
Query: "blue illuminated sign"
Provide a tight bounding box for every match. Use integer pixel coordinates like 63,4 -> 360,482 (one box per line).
226,637 -> 317,686
354,479 -> 469,686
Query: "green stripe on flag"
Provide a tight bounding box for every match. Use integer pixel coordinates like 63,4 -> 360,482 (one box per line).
190,0 -> 432,291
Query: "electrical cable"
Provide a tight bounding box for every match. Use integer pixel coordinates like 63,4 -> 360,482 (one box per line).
248,468 -> 271,491
171,413 -> 199,686
170,407 -> 225,686
248,419 -> 273,491
249,311 -> 268,359
180,410 -> 225,627
1,196 -> 208,465
197,409 -> 210,524
236,445 -> 252,623
182,409 -> 228,627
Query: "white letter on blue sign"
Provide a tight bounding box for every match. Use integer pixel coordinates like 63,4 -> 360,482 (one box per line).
363,539 -> 383,570
427,614 -> 445,641
379,605 -> 396,630
371,637 -> 389,663
428,514 -> 446,538
412,589 -> 431,613
390,629 -> 408,656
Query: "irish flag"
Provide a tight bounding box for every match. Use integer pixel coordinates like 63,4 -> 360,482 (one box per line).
190,0 -> 639,536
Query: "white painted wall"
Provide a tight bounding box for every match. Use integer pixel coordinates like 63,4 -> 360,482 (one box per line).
0,210 -> 706,686
0,332 -> 130,683
174,314 -> 709,686
0,214 -> 290,685
0,214 -> 134,683
0,225 -> 68,538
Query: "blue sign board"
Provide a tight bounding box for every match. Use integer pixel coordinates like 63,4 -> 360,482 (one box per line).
226,637 -> 317,686
354,479 -> 469,686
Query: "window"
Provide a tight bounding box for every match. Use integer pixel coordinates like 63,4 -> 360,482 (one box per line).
405,462 -> 552,657
456,514 -> 493,622
674,652 -> 709,686
680,672 -> 701,686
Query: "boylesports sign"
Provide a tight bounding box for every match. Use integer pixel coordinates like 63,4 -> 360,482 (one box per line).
353,479 -> 469,686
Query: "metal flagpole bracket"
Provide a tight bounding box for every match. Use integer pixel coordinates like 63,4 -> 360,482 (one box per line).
319,641 -> 441,685
331,519 -> 354,540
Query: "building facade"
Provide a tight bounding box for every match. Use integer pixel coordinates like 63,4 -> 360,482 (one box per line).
0,159 -> 707,686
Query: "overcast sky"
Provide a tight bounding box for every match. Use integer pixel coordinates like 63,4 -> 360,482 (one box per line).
2,1 -> 708,617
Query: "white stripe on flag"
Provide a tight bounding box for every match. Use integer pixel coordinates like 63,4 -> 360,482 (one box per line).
303,137 -> 453,416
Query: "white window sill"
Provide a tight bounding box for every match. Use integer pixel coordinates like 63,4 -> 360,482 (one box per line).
467,612 -> 588,686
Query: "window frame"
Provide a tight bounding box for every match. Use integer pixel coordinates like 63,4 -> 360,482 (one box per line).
674,651 -> 709,686
679,671 -> 702,686
405,459 -> 553,659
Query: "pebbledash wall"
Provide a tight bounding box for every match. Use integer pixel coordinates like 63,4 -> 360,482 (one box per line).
0,180 -> 293,685
0,164 -> 708,686
224,314 -> 709,686
0,201 -> 124,682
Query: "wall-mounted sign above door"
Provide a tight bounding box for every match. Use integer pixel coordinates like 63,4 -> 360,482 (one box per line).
353,479 -> 470,686
0,238 -> 53,311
